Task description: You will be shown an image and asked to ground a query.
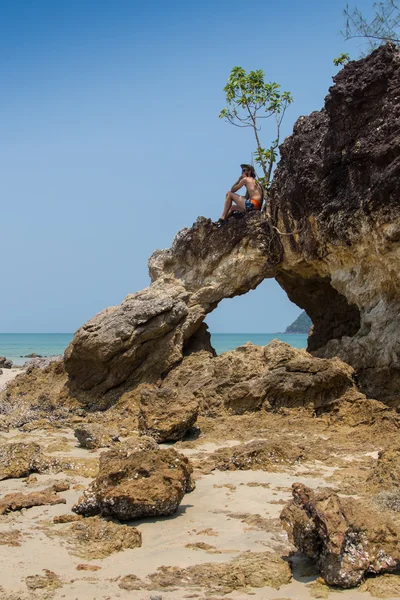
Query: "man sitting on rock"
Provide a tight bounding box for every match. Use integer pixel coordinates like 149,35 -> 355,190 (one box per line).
216,164 -> 263,227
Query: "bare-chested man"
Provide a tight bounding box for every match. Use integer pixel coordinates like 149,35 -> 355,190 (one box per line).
217,164 -> 263,227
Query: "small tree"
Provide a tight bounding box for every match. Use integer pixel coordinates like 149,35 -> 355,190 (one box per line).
342,1 -> 400,51
219,67 -> 293,192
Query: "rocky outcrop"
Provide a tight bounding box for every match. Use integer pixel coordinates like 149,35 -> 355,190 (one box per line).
204,439 -> 306,473
138,384 -> 199,442
280,483 -> 400,587
64,219 -> 278,400
270,43 -> 400,404
162,340 -> 362,415
62,44 -> 400,407
73,437 -> 195,520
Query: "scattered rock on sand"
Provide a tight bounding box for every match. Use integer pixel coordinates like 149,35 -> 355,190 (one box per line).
147,551 -> 291,594
0,442 -> 48,480
138,384 -> 199,442
0,529 -> 23,546
74,423 -> 119,449
73,437 -> 194,520
0,485 -> 66,515
56,516 -> 142,559
25,570 -> 62,591
118,574 -> 144,591
280,483 -> 400,588
53,513 -> 83,524
0,357 -> 12,369
76,563 -> 101,571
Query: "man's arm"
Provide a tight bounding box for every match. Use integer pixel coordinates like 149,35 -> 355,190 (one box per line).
231,176 -> 246,193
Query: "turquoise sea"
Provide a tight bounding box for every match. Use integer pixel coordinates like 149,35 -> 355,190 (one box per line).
0,332 -> 308,365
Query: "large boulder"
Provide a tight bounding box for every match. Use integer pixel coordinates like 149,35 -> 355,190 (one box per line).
138,385 -> 199,442
280,483 -> 400,588
72,437 -> 195,520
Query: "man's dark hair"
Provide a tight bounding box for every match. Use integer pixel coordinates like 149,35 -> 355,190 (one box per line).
240,163 -> 256,178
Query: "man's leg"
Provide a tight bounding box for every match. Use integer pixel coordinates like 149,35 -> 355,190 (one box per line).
220,193 -> 246,220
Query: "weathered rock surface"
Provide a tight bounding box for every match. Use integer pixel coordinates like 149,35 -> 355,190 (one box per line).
367,448 -> 400,491
147,551 -> 292,593
270,43 -> 400,405
73,437 -> 195,520
0,442 -> 47,480
280,483 -> 400,587
0,360 -> 77,431
138,384 -> 199,441
74,423 -> 119,449
62,44 -> 400,407
163,340 -> 362,415
205,440 -> 306,473
54,515 -> 142,559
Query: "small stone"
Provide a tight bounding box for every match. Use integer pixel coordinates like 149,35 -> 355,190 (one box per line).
76,563 -> 101,571
74,423 -> 119,450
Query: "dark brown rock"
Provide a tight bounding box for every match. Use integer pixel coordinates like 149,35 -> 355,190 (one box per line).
72,438 -> 195,520
138,384 -> 199,442
280,483 -> 400,587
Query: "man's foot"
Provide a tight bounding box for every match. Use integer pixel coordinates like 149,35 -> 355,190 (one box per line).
216,218 -> 227,228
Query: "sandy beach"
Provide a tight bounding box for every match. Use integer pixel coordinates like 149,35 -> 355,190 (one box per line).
0,369 -> 398,600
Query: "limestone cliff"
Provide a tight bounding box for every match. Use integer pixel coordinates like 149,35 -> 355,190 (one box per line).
65,43 -> 400,406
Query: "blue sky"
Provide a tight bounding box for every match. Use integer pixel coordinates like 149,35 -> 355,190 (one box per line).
0,0 -> 372,333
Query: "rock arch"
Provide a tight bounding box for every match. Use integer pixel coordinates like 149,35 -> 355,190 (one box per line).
65,44 -> 400,406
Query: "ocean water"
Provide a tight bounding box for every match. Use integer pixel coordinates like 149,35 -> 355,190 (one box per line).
0,333 -> 73,365
0,332 -> 308,365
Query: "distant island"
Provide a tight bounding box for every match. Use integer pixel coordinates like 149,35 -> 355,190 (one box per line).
285,311 -> 312,334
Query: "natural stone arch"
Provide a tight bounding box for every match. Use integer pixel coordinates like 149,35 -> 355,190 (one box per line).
65,44 -> 400,407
